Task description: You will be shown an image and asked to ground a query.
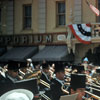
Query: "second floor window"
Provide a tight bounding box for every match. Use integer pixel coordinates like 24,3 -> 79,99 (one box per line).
0,8 -> 1,32
56,2 -> 65,26
23,5 -> 32,29
0,8 -> 1,23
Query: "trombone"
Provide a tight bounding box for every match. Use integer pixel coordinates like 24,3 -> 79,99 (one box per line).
86,82 -> 100,89
85,91 -> 100,100
89,87 -> 100,92
39,79 -> 50,88
40,93 -> 51,100
61,82 -> 70,94
39,79 -> 51,100
61,85 -> 69,94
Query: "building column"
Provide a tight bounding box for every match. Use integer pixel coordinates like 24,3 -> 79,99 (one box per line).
66,0 -> 73,53
6,0 -> 14,35
73,0 -> 82,24
38,0 -> 46,33
1,1 -> 7,35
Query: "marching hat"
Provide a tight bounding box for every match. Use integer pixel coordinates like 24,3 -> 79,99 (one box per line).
83,57 -> 88,62
42,62 -> 49,69
0,89 -> 34,100
76,65 -> 85,73
72,65 -> 85,73
27,58 -> 32,62
70,74 -> 86,89
7,60 -> 20,71
71,65 -> 77,70
54,62 -> 65,73
33,61 -> 39,66
20,61 -> 27,68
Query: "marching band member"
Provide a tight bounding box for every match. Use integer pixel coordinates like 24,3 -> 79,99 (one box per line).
70,73 -> 86,100
39,61 -> 51,100
0,60 -> 20,96
26,58 -> 35,70
50,62 -> 67,100
19,61 -> 28,79
92,67 -> 100,97
34,62 -> 41,70
6,60 -> 21,82
39,62 -> 51,89
49,63 -> 55,79
71,65 -> 85,74
82,57 -> 89,71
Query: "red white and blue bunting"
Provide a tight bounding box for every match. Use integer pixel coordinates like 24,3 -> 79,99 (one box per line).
68,24 -> 91,44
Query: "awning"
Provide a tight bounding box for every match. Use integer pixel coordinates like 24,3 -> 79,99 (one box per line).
31,46 -> 72,62
0,46 -> 38,62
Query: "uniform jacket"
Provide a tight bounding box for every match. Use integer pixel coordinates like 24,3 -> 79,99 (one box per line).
39,72 -> 51,90
39,72 -> 51,100
51,78 -> 66,100
0,74 -> 15,96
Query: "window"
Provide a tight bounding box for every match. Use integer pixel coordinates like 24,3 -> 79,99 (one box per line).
0,8 -> 1,32
0,8 -> 1,23
23,5 -> 32,29
56,2 -> 65,26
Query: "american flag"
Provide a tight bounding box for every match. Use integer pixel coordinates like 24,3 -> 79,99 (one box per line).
86,0 -> 100,16
68,24 -> 91,44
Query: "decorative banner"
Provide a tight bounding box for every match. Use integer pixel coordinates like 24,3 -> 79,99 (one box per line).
86,0 -> 100,16
68,24 -> 91,44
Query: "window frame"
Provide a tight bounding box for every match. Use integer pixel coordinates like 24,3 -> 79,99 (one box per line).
56,1 -> 66,27
23,4 -> 32,30
0,7 -> 2,33
0,8 -> 1,23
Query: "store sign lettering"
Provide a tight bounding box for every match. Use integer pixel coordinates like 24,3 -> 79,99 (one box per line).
0,34 -> 53,46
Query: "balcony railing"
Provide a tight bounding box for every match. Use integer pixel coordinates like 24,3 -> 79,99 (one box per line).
91,23 -> 100,38
70,23 -> 100,43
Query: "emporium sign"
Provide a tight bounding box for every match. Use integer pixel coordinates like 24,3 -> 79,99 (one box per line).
0,33 -> 67,46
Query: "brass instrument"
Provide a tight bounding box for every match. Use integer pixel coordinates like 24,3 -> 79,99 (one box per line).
61,85 -> 69,94
85,91 -> 100,100
89,87 -> 100,92
39,79 -> 50,88
0,66 -> 8,73
0,70 -> 6,78
94,81 -> 100,86
27,68 -> 33,73
18,70 -> 26,80
19,69 -> 25,76
61,82 -> 70,95
90,75 -> 100,86
92,73 -> 100,85
71,69 -> 77,74
38,79 -> 51,100
23,70 -> 41,79
86,82 -> 100,89
40,93 -> 51,100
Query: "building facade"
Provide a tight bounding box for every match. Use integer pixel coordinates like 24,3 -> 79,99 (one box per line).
0,0 -> 100,64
